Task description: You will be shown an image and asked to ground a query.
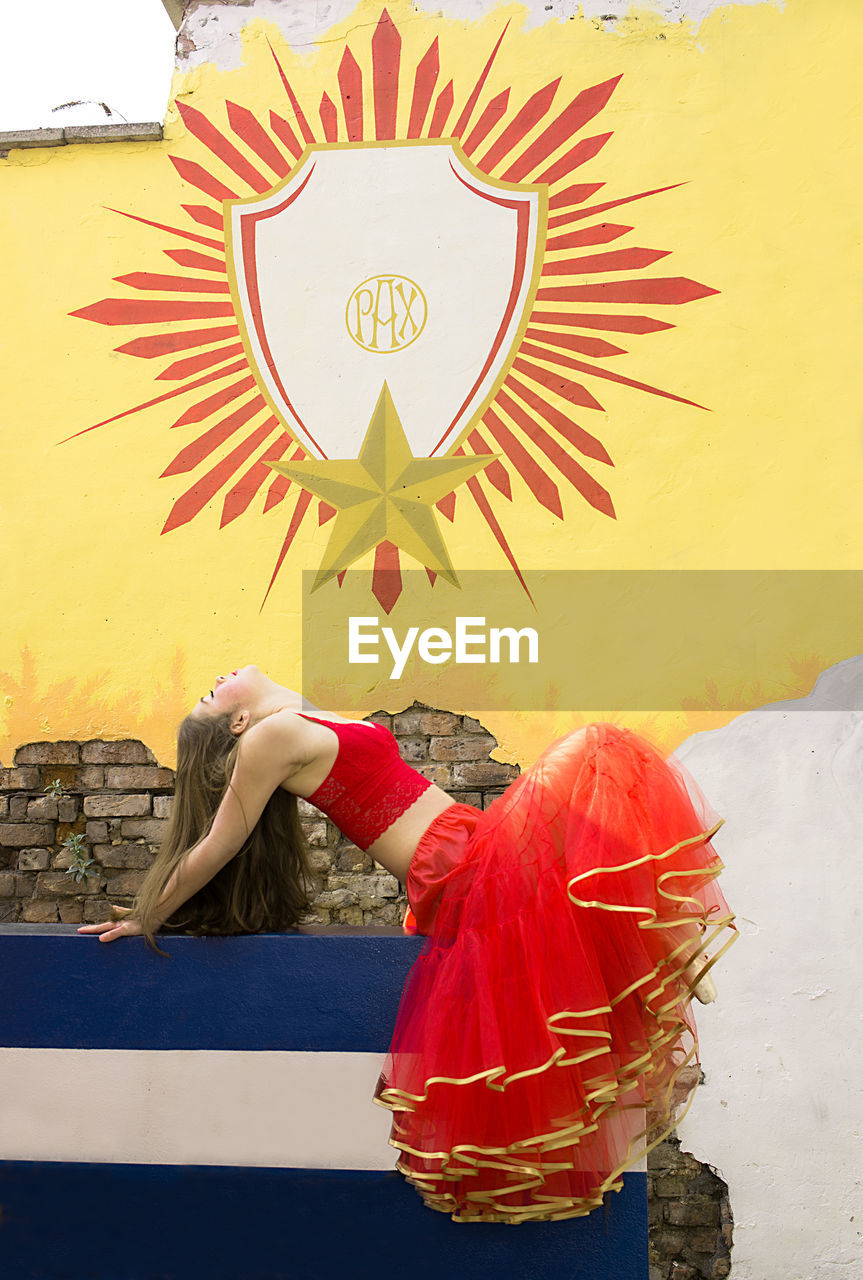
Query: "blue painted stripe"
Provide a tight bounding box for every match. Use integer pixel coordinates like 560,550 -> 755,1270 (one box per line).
3,932 -> 424,1051
0,1160 -> 648,1280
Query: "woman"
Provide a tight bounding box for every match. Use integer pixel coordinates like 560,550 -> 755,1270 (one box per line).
79,665 -> 736,1223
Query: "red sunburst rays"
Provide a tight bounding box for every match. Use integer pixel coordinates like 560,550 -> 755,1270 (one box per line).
68,7 -> 717,615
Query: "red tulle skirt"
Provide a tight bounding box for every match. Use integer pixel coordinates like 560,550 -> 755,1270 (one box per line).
376,723 -> 736,1223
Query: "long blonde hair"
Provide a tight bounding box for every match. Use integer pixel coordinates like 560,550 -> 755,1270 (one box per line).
133,711 -> 312,953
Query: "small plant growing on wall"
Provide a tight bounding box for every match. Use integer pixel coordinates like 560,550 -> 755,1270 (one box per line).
44,779 -> 64,798
62,833 -> 98,883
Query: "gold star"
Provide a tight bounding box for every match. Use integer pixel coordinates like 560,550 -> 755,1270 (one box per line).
265,383 -> 495,589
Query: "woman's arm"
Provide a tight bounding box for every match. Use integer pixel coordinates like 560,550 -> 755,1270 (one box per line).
78,713 -> 306,942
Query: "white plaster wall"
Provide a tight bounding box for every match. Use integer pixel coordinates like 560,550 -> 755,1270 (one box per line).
675,655 -> 863,1280
177,0 -> 783,72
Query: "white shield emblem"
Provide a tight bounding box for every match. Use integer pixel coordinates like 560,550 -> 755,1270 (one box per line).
226,142 -> 544,459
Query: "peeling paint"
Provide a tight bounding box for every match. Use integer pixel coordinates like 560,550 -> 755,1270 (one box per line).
176,0 -> 786,71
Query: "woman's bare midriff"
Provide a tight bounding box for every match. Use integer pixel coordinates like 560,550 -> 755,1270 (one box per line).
365,785 -> 458,884
277,711 -> 458,883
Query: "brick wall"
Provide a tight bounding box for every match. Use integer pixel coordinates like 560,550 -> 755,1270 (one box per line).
0,705 -> 732,1277
0,704 -> 517,927
0,739 -> 174,925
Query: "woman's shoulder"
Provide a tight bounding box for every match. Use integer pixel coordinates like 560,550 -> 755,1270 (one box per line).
242,708 -> 315,759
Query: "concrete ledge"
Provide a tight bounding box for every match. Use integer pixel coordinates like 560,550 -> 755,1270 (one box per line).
0,127 -> 65,149
0,121 -> 163,153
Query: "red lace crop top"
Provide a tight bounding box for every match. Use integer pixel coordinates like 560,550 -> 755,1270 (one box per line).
298,713 -> 433,851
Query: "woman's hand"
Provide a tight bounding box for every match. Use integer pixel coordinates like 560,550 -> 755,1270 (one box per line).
77,905 -> 146,943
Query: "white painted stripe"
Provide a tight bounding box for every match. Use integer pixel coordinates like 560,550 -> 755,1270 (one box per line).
0,1047 -> 649,1175
0,1048 -> 394,1169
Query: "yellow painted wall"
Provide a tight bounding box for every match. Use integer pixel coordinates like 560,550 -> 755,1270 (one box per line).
1,0 -> 861,765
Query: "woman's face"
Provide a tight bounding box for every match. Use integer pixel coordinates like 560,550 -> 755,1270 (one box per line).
191,665 -> 263,721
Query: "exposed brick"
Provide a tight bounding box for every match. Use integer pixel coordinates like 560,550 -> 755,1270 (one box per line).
52,849 -> 75,870
304,820 -> 327,848
76,766 -> 106,789
0,766 -> 42,790
374,874 -> 400,898
83,899 -> 114,922
366,711 -> 392,730
450,791 -> 482,807
324,873 -> 356,892
392,709 -> 425,735
27,796 -> 58,820
689,1228 -> 722,1254
37,871 -> 103,897
86,821 -> 109,844
655,1174 -> 697,1198
307,848 -> 330,875
419,711 -> 460,735
366,902 -> 402,926
461,716 -> 486,733
120,818 -> 168,842
650,1139 -> 683,1170
94,844 -> 153,870
414,763 -> 452,788
396,737 -> 427,762
335,846 -> 369,872
0,797 -> 7,819
105,766 -> 174,790
58,798 -> 79,822
0,901 -> 18,922
451,761 -> 519,787
23,899 -> 60,923
9,796 -> 29,820
0,871 -> 16,896
316,889 -> 358,909
655,1227 -> 687,1254
104,871 -> 149,895
14,742 -> 80,765
0,823 -> 54,847
153,796 -> 174,819
18,849 -> 51,871
301,909 -> 331,926
429,734 -> 497,762
666,1200 -> 720,1228
58,901 -> 85,924
84,794 -> 151,818
482,791 -> 506,809
81,740 -> 154,765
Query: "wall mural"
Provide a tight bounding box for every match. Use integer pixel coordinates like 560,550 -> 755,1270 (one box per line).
70,10 -> 715,613
2,0 -> 859,768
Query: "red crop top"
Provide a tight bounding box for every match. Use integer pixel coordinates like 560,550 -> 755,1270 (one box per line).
298,713 -> 433,851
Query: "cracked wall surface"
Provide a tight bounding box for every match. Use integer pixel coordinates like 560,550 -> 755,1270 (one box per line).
175,0 -> 784,70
